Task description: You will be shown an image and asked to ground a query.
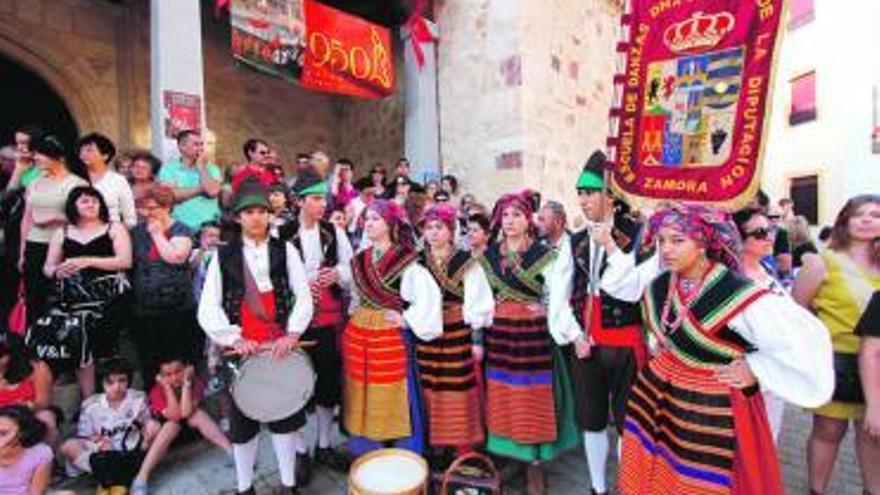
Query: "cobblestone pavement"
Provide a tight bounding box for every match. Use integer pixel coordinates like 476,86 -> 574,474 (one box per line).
58,403 -> 864,494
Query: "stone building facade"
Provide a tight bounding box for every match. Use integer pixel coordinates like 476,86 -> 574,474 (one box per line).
0,0 -> 404,172
435,0 -> 621,211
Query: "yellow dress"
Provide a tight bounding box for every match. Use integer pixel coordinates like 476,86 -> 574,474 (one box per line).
812,250 -> 880,420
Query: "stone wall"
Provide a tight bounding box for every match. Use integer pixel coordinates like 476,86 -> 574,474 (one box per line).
436,0 -> 619,216
0,0 -> 126,143
0,0 -> 404,176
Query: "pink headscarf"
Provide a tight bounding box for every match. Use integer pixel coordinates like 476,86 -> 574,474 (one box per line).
366,199 -> 415,250
421,203 -> 458,234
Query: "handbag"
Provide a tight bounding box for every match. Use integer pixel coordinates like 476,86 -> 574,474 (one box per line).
132,260 -> 194,314
89,425 -> 146,489
8,281 -> 26,336
58,272 -> 130,308
435,452 -> 502,495
831,352 -> 864,403
25,307 -> 91,372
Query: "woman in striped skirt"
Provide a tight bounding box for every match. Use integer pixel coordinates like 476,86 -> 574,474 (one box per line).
603,205 -> 834,495
342,199 -> 443,455
480,191 -> 580,493
417,204 -> 494,459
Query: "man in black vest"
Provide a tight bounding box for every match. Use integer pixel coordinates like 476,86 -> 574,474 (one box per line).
198,178 -> 314,495
555,151 -> 648,495
281,168 -> 354,475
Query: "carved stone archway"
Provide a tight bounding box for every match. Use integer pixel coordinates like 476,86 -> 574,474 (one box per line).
0,32 -> 106,139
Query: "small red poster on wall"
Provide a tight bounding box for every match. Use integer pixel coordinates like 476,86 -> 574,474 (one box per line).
300,0 -> 395,99
163,91 -> 202,138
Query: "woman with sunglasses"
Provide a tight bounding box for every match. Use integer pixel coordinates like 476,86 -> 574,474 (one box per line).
732,207 -> 790,442
794,194 -> 880,495
602,204 -> 833,495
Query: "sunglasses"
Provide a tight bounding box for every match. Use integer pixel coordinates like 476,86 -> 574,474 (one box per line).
743,227 -> 773,240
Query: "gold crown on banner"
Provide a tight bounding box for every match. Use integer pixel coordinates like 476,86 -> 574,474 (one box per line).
663,11 -> 735,53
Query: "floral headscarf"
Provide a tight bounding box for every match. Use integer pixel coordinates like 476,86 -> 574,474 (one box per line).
644,204 -> 743,272
366,199 -> 416,251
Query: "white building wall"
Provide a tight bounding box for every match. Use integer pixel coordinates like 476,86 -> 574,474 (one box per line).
763,0 -> 880,225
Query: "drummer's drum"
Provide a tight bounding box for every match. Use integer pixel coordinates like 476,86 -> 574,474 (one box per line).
229,350 -> 315,422
349,448 -> 429,495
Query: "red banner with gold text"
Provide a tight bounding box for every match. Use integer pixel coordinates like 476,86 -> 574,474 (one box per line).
607,0 -> 785,210
300,0 -> 395,99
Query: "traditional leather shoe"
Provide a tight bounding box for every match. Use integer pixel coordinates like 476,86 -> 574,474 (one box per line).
314,446 -> 352,472
295,451 -> 313,487
526,462 -> 547,495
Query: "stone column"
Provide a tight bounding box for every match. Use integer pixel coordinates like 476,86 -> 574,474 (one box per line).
436,0 -> 619,214
150,0 -> 206,161
403,20 -> 441,183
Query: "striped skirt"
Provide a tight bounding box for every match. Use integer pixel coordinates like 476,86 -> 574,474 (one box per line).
342,307 -> 411,441
485,301 -> 556,445
416,304 -> 484,448
618,352 -> 783,495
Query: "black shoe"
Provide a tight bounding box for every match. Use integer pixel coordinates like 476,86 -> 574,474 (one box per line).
238,487 -> 256,495
590,490 -> 608,495
295,451 -> 313,487
314,446 -> 352,472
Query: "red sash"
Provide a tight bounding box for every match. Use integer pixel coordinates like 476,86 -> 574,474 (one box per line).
240,292 -> 281,343
312,284 -> 343,327
584,297 -> 647,367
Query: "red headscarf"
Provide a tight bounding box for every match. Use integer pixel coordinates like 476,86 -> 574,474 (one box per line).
421,203 -> 458,234
491,190 -> 538,237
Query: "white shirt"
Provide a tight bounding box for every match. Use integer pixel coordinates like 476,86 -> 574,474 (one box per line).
77,390 -> 151,449
92,170 -> 136,227
198,238 -> 315,346
297,222 -> 353,288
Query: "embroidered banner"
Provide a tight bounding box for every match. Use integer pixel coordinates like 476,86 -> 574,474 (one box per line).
300,0 -> 395,99
230,0 -> 307,83
608,1 -> 786,209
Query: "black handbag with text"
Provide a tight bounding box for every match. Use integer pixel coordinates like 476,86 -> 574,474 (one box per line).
24,307 -> 91,372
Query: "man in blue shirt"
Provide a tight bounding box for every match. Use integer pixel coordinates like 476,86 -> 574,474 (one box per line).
158,130 -> 222,232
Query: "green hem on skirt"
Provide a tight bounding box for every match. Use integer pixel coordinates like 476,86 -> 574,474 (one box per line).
487,347 -> 582,462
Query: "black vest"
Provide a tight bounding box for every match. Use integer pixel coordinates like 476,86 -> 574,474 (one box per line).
279,218 -> 343,299
218,238 -> 293,326
569,212 -> 645,329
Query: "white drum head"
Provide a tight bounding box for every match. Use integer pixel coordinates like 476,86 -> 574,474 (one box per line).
353,453 -> 427,493
231,351 -> 315,422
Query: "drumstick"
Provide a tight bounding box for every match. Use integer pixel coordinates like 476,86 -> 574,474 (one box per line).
223,340 -> 317,356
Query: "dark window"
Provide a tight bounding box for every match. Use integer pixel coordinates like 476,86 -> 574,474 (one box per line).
790,72 -> 817,126
789,0 -> 815,30
789,175 -> 819,225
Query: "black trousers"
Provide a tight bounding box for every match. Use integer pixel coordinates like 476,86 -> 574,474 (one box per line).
569,345 -> 638,432
23,241 -> 50,328
300,322 -> 342,409
228,399 -> 306,444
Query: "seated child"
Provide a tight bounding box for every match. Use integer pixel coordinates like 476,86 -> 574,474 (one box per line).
60,358 -> 158,492
129,356 -> 231,495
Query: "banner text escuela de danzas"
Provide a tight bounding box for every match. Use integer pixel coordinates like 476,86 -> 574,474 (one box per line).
608,0 -> 785,209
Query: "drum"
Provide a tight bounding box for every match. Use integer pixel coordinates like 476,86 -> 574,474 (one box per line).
229,350 -> 315,422
349,449 -> 429,495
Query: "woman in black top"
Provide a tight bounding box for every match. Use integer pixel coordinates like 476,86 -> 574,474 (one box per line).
43,186 -> 131,397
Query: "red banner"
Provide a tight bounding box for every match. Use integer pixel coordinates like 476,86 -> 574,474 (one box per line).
163,91 -> 201,139
300,0 -> 395,99
608,1 -> 785,210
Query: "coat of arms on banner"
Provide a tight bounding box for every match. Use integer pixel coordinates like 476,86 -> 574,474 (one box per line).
642,45 -> 744,168
607,3 -> 786,210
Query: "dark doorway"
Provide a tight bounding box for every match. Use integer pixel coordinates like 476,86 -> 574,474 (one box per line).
0,53 -> 79,148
